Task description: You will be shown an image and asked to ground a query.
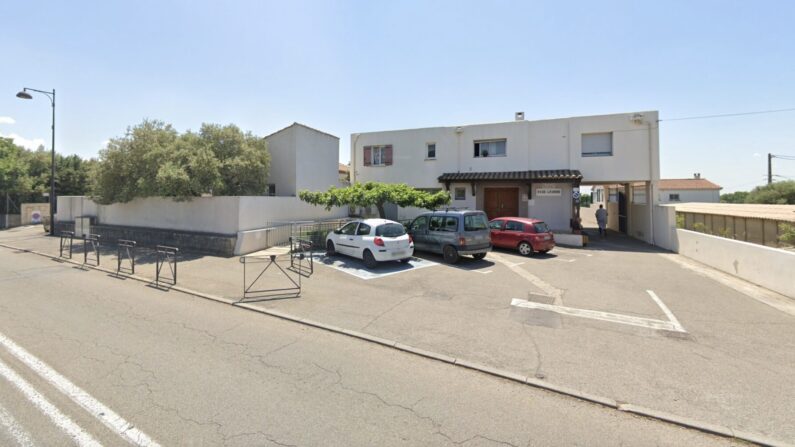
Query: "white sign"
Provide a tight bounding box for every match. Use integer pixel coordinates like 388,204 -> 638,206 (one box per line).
536,188 -> 562,197
30,211 -> 42,224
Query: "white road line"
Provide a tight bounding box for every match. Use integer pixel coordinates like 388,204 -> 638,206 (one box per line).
510,299 -> 686,332
550,258 -> 576,263
0,401 -> 37,447
0,358 -> 100,447
473,270 -> 493,274
0,332 -> 160,447
646,290 -> 686,333
490,252 -> 563,304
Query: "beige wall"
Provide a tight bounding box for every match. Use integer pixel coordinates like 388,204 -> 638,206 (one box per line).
21,203 -> 50,225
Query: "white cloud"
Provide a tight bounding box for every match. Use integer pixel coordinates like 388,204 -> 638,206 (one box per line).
753,152 -> 762,158
0,116 -> 15,125
0,132 -> 47,150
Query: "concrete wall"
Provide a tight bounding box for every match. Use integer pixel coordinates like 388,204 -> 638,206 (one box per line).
265,123 -> 341,197
237,196 -> 347,231
20,203 -> 50,225
653,205 -> 678,251
264,126 -> 297,196
676,229 -> 795,298
1,214 -> 21,228
660,189 -> 720,204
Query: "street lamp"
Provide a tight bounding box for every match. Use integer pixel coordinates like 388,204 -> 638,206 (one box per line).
16,87 -> 56,236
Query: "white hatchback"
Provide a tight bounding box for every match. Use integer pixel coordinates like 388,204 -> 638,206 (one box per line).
325,219 -> 414,269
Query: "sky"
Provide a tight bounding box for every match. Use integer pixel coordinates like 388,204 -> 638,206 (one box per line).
1,0 -> 794,193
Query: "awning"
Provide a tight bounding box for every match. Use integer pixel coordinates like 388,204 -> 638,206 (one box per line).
438,169 -> 583,183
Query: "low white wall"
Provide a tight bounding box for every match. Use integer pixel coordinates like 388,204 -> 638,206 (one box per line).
98,197 -> 241,234
653,205 -> 678,251
676,229 -> 795,298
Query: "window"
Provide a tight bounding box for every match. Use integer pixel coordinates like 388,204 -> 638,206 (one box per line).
505,221 -> 524,232
489,220 -> 504,230
376,223 -> 406,237
410,216 -> 428,231
429,216 -> 458,232
363,145 -> 393,166
464,214 -> 488,231
426,143 -> 436,159
608,187 -> 618,203
669,193 -> 681,202
454,187 -> 466,200
339,222 -> 358,235
474,139 -> 506,157
533,222 -> 550,233
356,223 -> 371,235
266,184 -> 276,196
582,132 -> 613,157
633,185 -> 647,204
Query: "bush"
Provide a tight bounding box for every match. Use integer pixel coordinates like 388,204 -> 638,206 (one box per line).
779,223 -> 795,246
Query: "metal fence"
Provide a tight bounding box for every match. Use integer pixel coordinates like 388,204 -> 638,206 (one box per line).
676,211 -> 795,249
59,231 -> 74,259
117,240 -> 136,275
83,234 -> 101,266
155,245 -> 179,286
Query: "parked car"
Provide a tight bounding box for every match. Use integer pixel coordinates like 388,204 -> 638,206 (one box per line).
406,210 -> 491,263
488,217 -> 554,256
325,219 -> 414,269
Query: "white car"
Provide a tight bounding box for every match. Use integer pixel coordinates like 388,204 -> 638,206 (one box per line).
325,219 -> 414,269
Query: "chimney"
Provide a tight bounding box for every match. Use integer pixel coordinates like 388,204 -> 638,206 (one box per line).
694,173 -> 701,179
515,112 -> 525,121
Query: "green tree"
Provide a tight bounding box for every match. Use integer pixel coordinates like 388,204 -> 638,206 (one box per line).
720,191 -> 750,203
744,181 -> 795,205
0,137 -> 33,213
92,120 -> 270,204
299,182 -> 451,218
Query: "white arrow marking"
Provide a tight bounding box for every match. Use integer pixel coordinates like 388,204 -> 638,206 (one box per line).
511,290 -> 686,333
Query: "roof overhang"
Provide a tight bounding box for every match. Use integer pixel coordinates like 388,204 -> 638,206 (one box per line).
438,169 -> 583,183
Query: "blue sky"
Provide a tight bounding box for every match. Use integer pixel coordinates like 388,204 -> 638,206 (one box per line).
1,0 -> 794,192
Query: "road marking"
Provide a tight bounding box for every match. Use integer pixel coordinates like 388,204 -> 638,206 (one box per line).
511,290 -> 686,333
490,252 -> 563,304
0,332 -> 160,447
550,258 -> 576,263
0,358 -> 100,447
473,270 -> 493,274
0,402 -> 37,447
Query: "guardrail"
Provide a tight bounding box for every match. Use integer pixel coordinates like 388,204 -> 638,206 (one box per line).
240,254 -> 302,300
289,236 -> 314,277
59,231 -> 74,259
117,239 -> 136,275
155,245 -> 178,286
83,234 -> 100,266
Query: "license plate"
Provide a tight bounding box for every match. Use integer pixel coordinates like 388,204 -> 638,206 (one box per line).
393,250 -> 405,257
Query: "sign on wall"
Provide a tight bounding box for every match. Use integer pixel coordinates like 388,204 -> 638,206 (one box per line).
536,188 -> 562,197
30,210 -> 42,224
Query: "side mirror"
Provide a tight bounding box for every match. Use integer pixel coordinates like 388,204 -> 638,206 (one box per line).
333,229 -> 342,235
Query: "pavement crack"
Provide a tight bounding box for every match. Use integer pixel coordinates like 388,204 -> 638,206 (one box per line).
361,295 -> 419,330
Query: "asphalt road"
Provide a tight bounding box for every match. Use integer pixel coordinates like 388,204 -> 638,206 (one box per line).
0,246 -> 738,446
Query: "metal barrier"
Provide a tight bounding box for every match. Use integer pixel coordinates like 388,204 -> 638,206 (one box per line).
59,231 -> 74,259
240,253 -> 304,300
155,245 -> 178,286
117,240 -> 136,275
289,236 -> 314,277
83,234 -> 100,266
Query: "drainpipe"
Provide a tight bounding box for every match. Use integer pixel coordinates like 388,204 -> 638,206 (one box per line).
647,120 -> 656,246
351,133 -> 360,184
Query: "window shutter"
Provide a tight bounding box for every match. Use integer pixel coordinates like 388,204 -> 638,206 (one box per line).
363,146 -> 372,166
384,145 -> 393,165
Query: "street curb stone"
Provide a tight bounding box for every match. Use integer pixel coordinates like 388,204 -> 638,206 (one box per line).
0,241 -> 787,447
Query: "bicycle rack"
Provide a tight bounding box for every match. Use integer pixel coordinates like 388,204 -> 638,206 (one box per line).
240,254 -> 303,300
59,231 -> 74,259
155,245 -> 178,286
83,234 -> 100,266
117,239 -> 136,275
289,236 -> 314,277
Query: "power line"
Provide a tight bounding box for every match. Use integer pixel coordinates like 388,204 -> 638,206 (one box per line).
660,107 -> 795,122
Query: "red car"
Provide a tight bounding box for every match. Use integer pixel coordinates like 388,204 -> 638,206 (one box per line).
488,217 -> 555,256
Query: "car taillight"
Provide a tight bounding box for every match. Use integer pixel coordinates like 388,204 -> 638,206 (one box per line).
374,237 -> 385,247
459,236 -> 466,246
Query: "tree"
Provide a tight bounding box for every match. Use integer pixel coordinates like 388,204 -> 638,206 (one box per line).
0,137 -> 32,214
744,181 -> 795,205
92,120 -> 270,204
720,191 -> 750,203
299,182 -> 451,218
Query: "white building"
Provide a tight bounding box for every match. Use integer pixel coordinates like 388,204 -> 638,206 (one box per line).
264,122 -> 342,196
351,111 -> 660,243
657,175 -> 722,203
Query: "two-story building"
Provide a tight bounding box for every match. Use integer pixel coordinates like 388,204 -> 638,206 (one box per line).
351,111 -> 660,244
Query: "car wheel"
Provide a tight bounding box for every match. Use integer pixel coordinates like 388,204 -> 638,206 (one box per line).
363,250 -> 378,269
399,258 -> 411,263
472,253 -> 487,260
326,240 -> 336,256
518,241 -> 533,257
443,245 -> 460,264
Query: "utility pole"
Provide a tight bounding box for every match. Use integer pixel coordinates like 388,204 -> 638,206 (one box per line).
768,153 -> 773,185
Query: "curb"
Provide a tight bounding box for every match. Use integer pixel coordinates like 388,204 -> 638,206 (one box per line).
0,242 -> 790,447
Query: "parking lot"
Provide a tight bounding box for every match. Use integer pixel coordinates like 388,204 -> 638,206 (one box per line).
1,225 -> 794,442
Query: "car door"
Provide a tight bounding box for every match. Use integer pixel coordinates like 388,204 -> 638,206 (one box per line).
350,222 -> 372,258
427,215 -> 448,254
503,220 -> 525,248
489,219 -> 506,247
408,216 -> 430,251
335,222 -> 359,256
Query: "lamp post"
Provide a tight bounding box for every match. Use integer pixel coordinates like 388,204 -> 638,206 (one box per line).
16,87 -> 56,235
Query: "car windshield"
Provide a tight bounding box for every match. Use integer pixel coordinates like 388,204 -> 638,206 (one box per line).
375,223 -> 406,237
533,222 -> 550,233
464,214 -> 488,231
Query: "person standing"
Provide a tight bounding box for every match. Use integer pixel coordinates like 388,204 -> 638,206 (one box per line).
595,204 -> 608,237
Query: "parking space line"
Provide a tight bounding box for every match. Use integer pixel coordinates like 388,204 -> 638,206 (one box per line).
646,290 -> 685,332
0,358 -> 100,447
473,270 -> 493,274
490,253 -> 563,303
0,402 -> 36,447
511,299 -> 686,332
0,331 -> 160,447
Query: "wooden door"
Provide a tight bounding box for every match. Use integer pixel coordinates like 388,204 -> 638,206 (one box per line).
484,188 -> 519,219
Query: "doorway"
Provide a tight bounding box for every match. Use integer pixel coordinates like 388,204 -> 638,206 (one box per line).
484,187 -> 519,219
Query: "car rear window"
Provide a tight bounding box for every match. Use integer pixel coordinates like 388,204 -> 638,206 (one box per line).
533,222 -> 550,233
375,223 -> 406,237
464,214 -> 488,231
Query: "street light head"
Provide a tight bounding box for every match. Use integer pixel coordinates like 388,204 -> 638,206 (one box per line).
16,90 -> 32,99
